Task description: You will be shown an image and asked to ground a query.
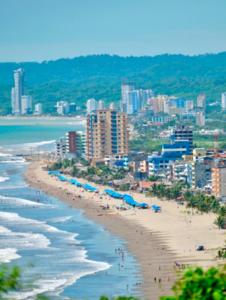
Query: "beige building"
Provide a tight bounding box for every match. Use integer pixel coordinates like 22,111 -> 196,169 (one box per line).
212,161 -> 226,199
86,109 -> 129,163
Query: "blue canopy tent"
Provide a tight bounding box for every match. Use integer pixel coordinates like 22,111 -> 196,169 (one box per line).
82,183 -> 98,192
58,175 -> 67,182
123,194 -> 148,208
151,205 -> 161,212
70,178 -> 83,187
48,170 -> 61,176
104,189 -> 124,199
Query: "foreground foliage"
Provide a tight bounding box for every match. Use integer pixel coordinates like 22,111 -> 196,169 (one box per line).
161,265 -> 226,300
0,265 -> 20,298
0,265 -> 225,300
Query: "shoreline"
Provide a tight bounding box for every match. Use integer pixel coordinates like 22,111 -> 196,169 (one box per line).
25,161 -> 225,299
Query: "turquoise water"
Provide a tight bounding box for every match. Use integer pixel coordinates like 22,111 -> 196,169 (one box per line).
0,119 -> 141,300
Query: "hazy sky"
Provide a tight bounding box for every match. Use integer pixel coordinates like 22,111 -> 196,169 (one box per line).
1,0 -> 226,62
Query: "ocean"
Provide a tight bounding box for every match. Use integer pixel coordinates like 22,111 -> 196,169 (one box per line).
0,118 -> 141,300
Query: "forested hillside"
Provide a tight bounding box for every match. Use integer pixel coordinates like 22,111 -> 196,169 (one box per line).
1,53 -> 226,114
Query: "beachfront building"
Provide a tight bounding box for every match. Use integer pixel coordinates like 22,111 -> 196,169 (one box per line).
11,68 -> 24,115
191,156 -> 213,189
66,131 -> 86,157
212,159 -> 226,199
56,101 -> 70,115
86,109 -> 129,164
21,95 -> 32,115
56,138 -> 67,158
56,131 -> 86,159
34,103 -> 43,115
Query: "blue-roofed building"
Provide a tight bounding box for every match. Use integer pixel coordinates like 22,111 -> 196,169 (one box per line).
148,140 -> 191,177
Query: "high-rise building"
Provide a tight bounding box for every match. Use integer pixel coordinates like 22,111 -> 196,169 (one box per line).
121,83 -> 134,113
86,98 -> 97,114
69,103 -> 77,114
86,109 -> 129,163
196,111 -> 205,127
56,101 -> 70,115
34,103 -> 43,115
98,100 -> 105,110
140,89 -> 154,109
127,90 -> 140,114
21,95 -> 32,115
196,93 -> 206,109
221,92 -> 226,111
11,68 -> 24,115
109,102 -> 117,110
66,131 -> 86,157
171,125 -> 193,154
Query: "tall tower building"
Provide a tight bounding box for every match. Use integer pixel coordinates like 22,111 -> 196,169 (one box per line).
120,83 -> 134,113
86,98 -> 97,114
86,109 -> 129,163
196,93 -> 206,110
98,100 -> 105,110
11,68 -> 24,115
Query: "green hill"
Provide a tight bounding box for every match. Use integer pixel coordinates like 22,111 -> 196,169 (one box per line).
1,53 -> 226,114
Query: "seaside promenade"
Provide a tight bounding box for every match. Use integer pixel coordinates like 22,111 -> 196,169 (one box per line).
25,161 -> 226,299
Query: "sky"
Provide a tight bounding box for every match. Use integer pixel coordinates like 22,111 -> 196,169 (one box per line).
0,0 -> 226,62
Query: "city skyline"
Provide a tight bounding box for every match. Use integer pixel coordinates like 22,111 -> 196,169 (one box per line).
0,0 -> 226,62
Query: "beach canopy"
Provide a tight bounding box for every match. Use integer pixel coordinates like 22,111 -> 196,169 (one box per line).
48,170 -> 61,176
82,183 -> 98,192
70,178 -> 83,187
58,175 -> 67,182
151,204 -> 161,212
123,194 -> 148,208
104,189 -> 124,199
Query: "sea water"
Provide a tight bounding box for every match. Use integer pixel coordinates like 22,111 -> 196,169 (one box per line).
0,119 -> 141,300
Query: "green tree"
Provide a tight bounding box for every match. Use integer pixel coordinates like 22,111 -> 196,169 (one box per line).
0,265 -> 20,298
161,266 -> 226,300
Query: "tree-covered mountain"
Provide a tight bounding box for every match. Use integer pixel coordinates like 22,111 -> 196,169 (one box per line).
1,53 -> 226,114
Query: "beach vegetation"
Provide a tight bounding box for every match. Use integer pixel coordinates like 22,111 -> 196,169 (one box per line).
161,265 -> 226,300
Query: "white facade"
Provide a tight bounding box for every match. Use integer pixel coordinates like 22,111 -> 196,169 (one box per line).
221,92 -> 226,110
196,111 -> 205,127
34,103 -> 43,115
98,100 -> 105,110
86,98 -> 97,114
109,102 -> 117,110
21,95 -> 32,115
11,68 -> 24,115
56,101 -> 70,115
196,93 -> 206,109
121,83 -> 134,113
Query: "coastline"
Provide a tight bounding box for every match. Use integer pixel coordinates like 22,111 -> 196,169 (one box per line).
25,161 -> 225,299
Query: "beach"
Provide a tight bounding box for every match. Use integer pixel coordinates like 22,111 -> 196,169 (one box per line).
25,161 -> 226,299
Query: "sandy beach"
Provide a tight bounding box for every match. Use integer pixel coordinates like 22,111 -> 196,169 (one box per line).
25,161 -> 226,300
